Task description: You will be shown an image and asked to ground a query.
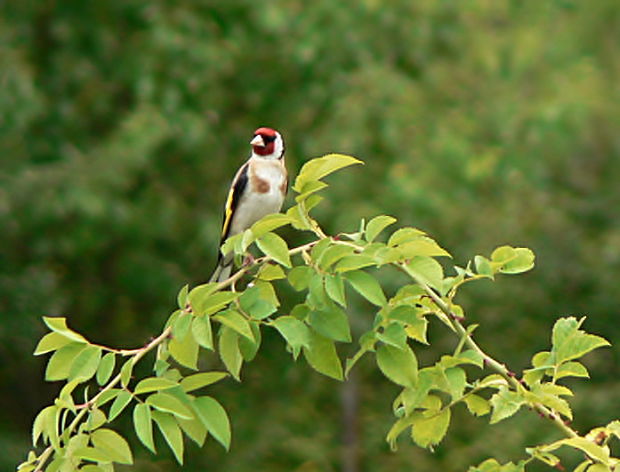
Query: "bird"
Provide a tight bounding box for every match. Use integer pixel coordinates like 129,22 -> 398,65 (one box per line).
209,127 -> 288,283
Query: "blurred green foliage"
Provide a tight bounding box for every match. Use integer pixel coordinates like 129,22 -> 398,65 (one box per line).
1,0 -> 619,470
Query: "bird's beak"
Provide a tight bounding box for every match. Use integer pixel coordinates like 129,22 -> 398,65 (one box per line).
250,135 -> 265,147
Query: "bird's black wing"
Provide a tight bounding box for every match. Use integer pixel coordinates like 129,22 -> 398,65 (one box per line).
220,161 -> 249,244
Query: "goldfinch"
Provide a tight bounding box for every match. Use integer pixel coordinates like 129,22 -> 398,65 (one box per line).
210,127 -> 288,283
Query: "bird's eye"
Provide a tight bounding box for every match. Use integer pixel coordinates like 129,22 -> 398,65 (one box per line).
262,134 -> 277,143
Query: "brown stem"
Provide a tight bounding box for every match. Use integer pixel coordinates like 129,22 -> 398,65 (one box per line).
405,267 -> 579,440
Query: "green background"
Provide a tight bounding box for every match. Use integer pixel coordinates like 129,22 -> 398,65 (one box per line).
2,1 -> 619,470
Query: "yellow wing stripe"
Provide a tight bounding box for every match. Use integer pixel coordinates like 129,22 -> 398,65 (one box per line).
221,185 -> 235,238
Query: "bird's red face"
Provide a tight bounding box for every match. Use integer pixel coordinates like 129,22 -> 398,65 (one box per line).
250,127 -> 278,156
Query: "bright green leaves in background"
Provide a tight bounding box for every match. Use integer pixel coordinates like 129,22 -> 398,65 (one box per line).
22,154 -> 618,472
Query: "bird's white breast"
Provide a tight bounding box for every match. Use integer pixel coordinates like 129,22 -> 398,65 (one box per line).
228,159 -> 286,237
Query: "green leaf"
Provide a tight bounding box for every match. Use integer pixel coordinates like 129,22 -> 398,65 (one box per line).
303,330 -> 343,380
177,415 -> 207,447
32,405 -> 56,446
257,263 -> 286,281
95,389 -> 121,408
96,353 -> 116,386
551,317 -> 610,364
490,387 -> 525,424
293,153 -> 363,193
344,270 -> 387,306
552,437 -> 610,464
309,305 -> 351,343
42,317 -> 88,343
193,396 -> 232,450
468,459 -> 525,472
317,245 -> 355,270
45,343 -> 88,381
474,255 -> 494,278
387,227 -> 426,247
555,361 -> 589,380
377,323 -> 407,350
90,428 -> 133,465
134,377 -> 179,395
109,390 -> 133,421
69,345 -> 102,382
181,372 -> 229,392
251,213 -> 293,238
187,283 -> 218,313
172,312 -> 192,340
492,246 -> 535,274
169,330 -> 199,370
295,179 -> 329,201
177,284 -> 189,309
192,316 -> 213,350
201,291 -> 240,316
403,256 -> 444,292
256,232 -> 291,268
120,358 -> 134,388
152,410 -> 184,465
287,266 -> 314,291
238,321 -> 261,361
34,332 -> 73,356
444,367 -> 467,400
133,403 -> 155,453
335,255 -> 376,272
365,215 -> 397,243
324,273 -> 347,307
271,316 -> 311,355
219,326 -> 242,380
73,447 -> 112,463
213,309 -> 254,341
398,238 -> 451,258
411,406 -> 451,448
463,394 -> 491,416
85,408 -> 107,431
146,392 -> 194,420
376,344 -> 418,388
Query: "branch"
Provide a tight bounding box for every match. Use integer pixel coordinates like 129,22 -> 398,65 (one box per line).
406,269 -> 580,439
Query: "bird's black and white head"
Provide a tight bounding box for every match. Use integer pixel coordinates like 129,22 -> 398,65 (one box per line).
250,127 -> 285,160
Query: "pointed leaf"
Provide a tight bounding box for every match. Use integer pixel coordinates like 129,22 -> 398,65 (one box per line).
146,392 -> 194,420
490,387 -> 525,424
213,310 -> 254,341
96,353 -> 116,386
552,317 -> 610,364
256,232 -> 291,268
293,154 -> 363,192
377,344 -> 418,387
90,428 -> 133,465
181,372 -> 229,393
133,403 -> 155,453
152,410 -> 184,464
69,345 -> 102,383
134,377 -> 178,395
192,316 -> 213,350
366,215 -> 397,243
45,343 -> 88,381
344,270 -> 386,306
324,273 -> 346,307
303,330 -> 343,380
193,396 -> 231,450
309,306 -> 351,343
43,317 -> 88,343
169,331 -> 199,370
411,407 -> 451,448
34,332 -> 73,356
219,326 -> 242,380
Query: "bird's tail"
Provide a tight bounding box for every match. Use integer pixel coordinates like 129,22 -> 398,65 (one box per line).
209,252 -> 233,283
